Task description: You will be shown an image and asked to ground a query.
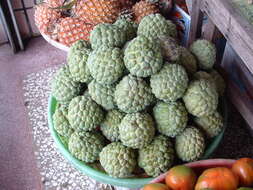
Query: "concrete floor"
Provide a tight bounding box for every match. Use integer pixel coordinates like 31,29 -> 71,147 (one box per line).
0,38 -> 65,190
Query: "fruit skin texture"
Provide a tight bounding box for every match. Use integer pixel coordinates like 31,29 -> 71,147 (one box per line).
87,47 -> 125,85
74,0 -> 121,25
143,183 -> 171,190
232,158 -> 253,187
138,135 -> 174,177
194,111 -> 223,138
153,101 -> 188,137
90,23 -> 126,49
138,14 -> 177,39
165,165 -> 197,190
68,131 -> 105,163
119,112 -> 155,149
67,40 -> 92,83
132,1 -> 159,23
51,65 -> 82,105
124,35 -> 163,77
150,64 -> 189,102
190,40 -> 216,70
113,18 -> 137,41
58,17 -> 94,46
195,167 -> 239,190
100,110 -> 125,142
45,0 -> 65,8
99,142 -> 137,178
114,75 -> 155,113
67,95 -> 105,131
159,36 -> 180,62
175,127 -> 205,162
210,70 -> 226,96
183,79 -> 218,117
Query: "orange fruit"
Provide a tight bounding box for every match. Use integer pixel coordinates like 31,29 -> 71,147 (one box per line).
143,183 -> 170,190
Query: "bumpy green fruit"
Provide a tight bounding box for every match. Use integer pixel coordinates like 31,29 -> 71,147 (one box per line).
175,127 -> 205,162
153,101 -> 188,137
183,79 -> 218,117
114,75 -> 155,113
138,14 -> 177,38
210,70 -> 226,96
119,112 -> 155,149
56,103 -> 68,118
67,40 -> 92,83
69,131 -> 105,163
51,65 -> 82,105
190,39 -> 216,70
138,135 -> 174,177
194,71 -> 213,80
53,106 -> 73,138
159,36 -> 180,62
177,47 -> 198,75
194,111 -> 224,138
124,35 -> 163,77
100,110 -> 125,142
150,64 -> 189,102
87,47 -> 125,85
68,95 -> 105,131
99,142 -> 137,178
88,80 -> 116,110
114,18 -> 137,41
90,23 -> 126,49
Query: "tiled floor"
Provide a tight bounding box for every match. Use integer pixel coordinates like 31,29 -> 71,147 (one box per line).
0,38 -> 66,190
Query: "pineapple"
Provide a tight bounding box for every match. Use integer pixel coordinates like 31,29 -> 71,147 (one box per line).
132,0 -> 159,23
119,0 -> 135,9
57,17 -> 94,46
34,3 -> 62,36
45,0 -> 65,8
73,0 -> 121,25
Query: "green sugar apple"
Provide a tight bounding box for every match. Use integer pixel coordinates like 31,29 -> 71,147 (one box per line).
114,75 -> 155,113
175,127 -> 205,162
124,35 -> 163,77
153,101 -> 188,137
159,35 -> 180,62
150,64 -> 189,102
114,18 -> 137,41
87,47 -> 125,85
119,112 -> 155,149
99,142 -> 137,178
100,110 -> 125,142
138,135 -> 175,177
210,70 -> 226,96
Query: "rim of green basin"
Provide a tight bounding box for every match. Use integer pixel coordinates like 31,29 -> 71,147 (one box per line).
47,95 -> 228,188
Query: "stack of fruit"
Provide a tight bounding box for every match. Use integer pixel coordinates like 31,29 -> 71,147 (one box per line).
51,12 -> 226,179
34,0 -> 173,46
143,158 -> 253,190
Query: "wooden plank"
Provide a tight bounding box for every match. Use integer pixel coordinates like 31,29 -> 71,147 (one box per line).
202,19 -> 221,43
200,0 -> 253,74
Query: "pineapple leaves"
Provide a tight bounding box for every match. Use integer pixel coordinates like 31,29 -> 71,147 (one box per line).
51,0 -> 77,10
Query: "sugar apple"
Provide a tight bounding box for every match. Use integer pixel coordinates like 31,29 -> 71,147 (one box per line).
88,80 -> 116,110
124,35 -> 163,77
114,75 -> 155,113
56,103 -> 68,118
159,35 -> 180,62
99,142 -> 137,178
51,65 -> 82,105
183,79 -> 218,117
90,23 -> 127,49
210,70 -> 226,96
67,40 -> 92,83
119,112 -> 155,149
100,110 -> 125,142
68,131 -> 105,163
138,135 -> 175,177
194,111 -> 224,138
137,14 -> 177,39
53,106 -> 73,138
114,18 -> 137,41
175,127 -> 205,162
150,64 -> 189,102
87,47 -> 125,85
190,39 -> 216,70
153,101 -> 188,137
68,95 -> 105,131
194,71 -> 213,80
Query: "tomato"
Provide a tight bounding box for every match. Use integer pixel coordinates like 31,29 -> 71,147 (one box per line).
232,158 -> 253,187
195,167 -> 238,190
165,165 -> 197,190
143,183 -> 171,190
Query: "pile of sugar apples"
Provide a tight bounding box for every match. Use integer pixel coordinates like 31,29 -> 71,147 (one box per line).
51,13 -> 226,178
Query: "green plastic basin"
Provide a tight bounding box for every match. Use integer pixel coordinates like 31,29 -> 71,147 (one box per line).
48,95 -> 227,188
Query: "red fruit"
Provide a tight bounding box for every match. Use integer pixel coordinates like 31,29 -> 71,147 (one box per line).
195,167 -> 238,190
143,183 -> 171,190
232,158 -> 253,187
165,165 -> 197,190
